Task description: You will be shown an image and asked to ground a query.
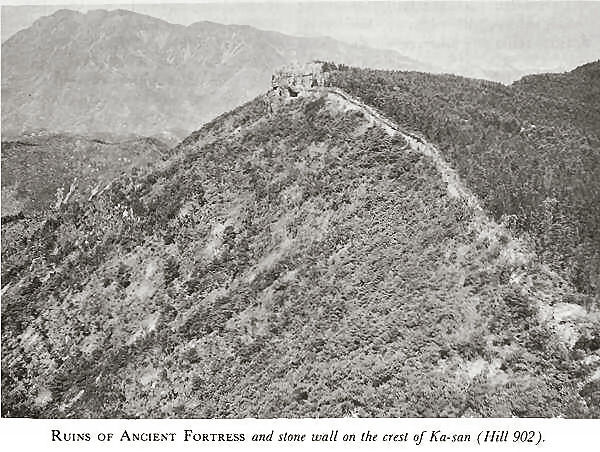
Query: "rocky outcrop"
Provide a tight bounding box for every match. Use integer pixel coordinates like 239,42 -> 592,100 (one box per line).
272,61 -> 330,95
265,61 -> 330,113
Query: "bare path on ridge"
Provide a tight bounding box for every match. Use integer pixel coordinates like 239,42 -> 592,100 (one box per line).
318,87 -> 599,370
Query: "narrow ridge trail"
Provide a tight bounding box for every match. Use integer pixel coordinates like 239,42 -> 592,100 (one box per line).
325,86 -> 515,249
327,87 -> 483,210
321,87 -> 600,383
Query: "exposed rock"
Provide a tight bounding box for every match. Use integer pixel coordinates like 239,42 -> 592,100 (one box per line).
265,61 -> 330,112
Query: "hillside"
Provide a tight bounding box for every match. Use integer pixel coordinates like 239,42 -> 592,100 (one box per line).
1,132 -> 170,216
2,89 -> 598,418
328,62 -> 600,299
1,8 -> 430,138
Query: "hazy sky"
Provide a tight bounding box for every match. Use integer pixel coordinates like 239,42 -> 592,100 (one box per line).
2,1 -> 600,81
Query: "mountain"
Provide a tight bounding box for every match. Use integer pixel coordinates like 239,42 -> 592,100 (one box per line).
1,132 -> 170,216
2,85 -> 598,418
1,8 -> 430,138
329,61 -> 600,299
5,2 -> 599,84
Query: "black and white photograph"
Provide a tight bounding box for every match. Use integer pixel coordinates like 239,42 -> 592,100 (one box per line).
1,0 -> 600,421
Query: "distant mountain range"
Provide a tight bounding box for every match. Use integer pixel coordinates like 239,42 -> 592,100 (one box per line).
1,8 -> 432,138
4,3 -> 599,85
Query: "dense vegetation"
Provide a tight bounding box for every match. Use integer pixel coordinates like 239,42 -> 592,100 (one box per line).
1,132 -> 170,216
2,93 -> 598,418
329,62 -> 600,299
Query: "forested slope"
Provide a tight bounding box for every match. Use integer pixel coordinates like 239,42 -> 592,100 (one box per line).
1,133 -> 170,216
329,62 -> 600,298
2,92 -> 598,418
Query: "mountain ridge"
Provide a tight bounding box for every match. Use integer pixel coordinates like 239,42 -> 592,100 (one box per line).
2,85 -> 598,417
2,7 -> 599,418
1,8 -> 431,138
328,61 -> 600,299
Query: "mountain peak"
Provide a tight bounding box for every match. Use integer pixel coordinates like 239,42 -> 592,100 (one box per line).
2,9 -> 430,138
3,85 -> 598,418
49,8 -> 82,19
30,8 -> 82,27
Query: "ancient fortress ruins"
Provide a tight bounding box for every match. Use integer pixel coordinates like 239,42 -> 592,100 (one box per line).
266,61 -> 330,112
